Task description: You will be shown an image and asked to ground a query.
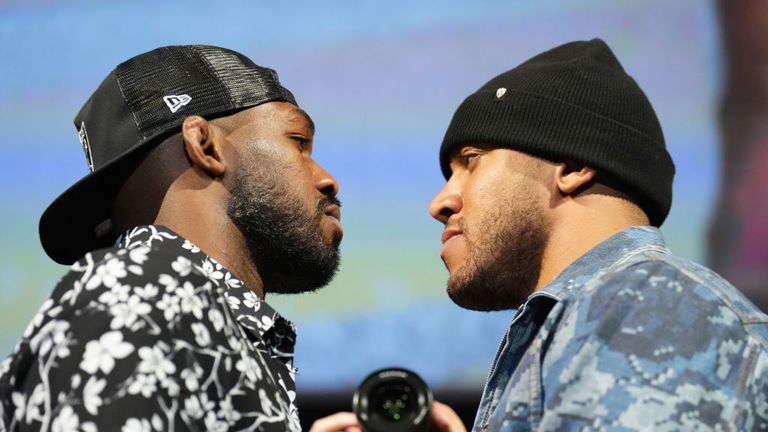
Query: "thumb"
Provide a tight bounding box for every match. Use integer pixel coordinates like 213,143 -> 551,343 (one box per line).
431,401 -> 467,432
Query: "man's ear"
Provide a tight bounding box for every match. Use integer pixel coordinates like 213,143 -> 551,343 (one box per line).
555,161 -> 597,195
182,115 -> 226,178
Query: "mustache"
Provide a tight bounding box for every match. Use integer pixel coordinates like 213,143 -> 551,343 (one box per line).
317,194 -> 342,211
446,217 -> 465,233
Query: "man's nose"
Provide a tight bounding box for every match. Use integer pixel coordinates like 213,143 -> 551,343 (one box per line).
313,162 -> 339,197
428,183 -> 463,224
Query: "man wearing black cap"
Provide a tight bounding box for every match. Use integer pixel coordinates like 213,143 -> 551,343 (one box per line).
426,39 -> 767,431
0,45 -> 342,431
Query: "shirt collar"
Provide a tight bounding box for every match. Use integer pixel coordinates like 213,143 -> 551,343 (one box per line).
117,225 -> 296,359
532,226 -> 670,302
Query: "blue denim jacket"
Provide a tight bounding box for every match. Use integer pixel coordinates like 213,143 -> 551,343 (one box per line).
472,226 -> 768,431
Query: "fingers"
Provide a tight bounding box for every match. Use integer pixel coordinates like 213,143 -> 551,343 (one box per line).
431,401 -> 468,432
309,411 -> 362,432
309,402 -> 466,432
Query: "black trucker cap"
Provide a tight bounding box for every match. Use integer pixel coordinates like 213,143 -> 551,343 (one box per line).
39,45 -> 297,265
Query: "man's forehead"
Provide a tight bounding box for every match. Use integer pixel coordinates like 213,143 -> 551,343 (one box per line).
449,144 -> 549,168
286,107 -> 315,133
450,143 -> 497,157
222,102 -> 315,133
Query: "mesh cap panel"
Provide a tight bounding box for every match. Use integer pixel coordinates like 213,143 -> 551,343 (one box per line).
116,45 -> 296,140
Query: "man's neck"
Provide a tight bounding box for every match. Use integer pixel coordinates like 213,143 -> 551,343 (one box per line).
535,200 -> 650,292
206,224 -> 266,299
153,194 -> 266,299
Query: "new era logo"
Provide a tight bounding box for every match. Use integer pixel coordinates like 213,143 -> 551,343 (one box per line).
163,94 -> 192,113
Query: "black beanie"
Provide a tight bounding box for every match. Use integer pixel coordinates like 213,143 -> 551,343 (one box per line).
439,38 -> 675,227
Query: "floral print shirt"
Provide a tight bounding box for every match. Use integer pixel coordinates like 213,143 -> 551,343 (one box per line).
0,225 -> 301,432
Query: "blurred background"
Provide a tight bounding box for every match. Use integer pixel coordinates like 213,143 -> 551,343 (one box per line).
1,0 -> 766,428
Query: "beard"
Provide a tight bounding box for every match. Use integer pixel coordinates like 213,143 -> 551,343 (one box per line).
227,164 -> 341,295
446,189 -> 549,311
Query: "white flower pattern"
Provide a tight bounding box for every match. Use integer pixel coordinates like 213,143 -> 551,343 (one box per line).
137,343 -> 176,381
85,258 -> 127,290
127,373 -> 157,398
122,417 -> 151,432
82,376 -> 106,416
109,295 -> 151,330
51,405 -> 80,432
0,225 -> 299,431
79,331 -> 134,375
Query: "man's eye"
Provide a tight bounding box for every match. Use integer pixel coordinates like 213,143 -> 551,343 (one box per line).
292,137 -> 309,149
465,154 -> 480,166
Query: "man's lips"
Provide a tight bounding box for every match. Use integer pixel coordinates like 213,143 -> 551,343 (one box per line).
324,205 -> 341,222
441,228 -> 462,244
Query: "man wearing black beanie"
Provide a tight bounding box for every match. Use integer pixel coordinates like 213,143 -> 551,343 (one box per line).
427,39 -> 768,431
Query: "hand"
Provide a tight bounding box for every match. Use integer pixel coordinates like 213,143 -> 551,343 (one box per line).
309,412 -> 362,432
430,401 -> 467,432
308,401 -> 467,432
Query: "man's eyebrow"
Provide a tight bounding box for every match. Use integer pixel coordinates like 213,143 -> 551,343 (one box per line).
288,108 -> 315,133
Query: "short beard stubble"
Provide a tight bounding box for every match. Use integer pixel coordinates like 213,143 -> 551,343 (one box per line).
446,184 -> 549,311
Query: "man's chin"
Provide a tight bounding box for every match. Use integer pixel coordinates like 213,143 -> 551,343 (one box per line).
323,216 -> 344,241
329,231 -> 343,249
446,270 -> 529,311
446,272 -> 490,311
265,248 -> 341,295
447,288 -> 516,311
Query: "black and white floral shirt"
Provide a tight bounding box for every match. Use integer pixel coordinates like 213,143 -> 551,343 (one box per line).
0,225 -> 301,432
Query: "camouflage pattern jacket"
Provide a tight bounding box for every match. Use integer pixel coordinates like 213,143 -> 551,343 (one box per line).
472,226 -> 768,431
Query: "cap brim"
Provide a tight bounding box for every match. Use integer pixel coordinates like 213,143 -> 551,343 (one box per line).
39,139 -> 155,265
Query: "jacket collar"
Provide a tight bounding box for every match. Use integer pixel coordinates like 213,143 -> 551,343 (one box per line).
532,226 -> 670,303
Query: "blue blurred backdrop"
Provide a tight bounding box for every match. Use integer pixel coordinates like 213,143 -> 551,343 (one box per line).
0,0 -> 722,393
